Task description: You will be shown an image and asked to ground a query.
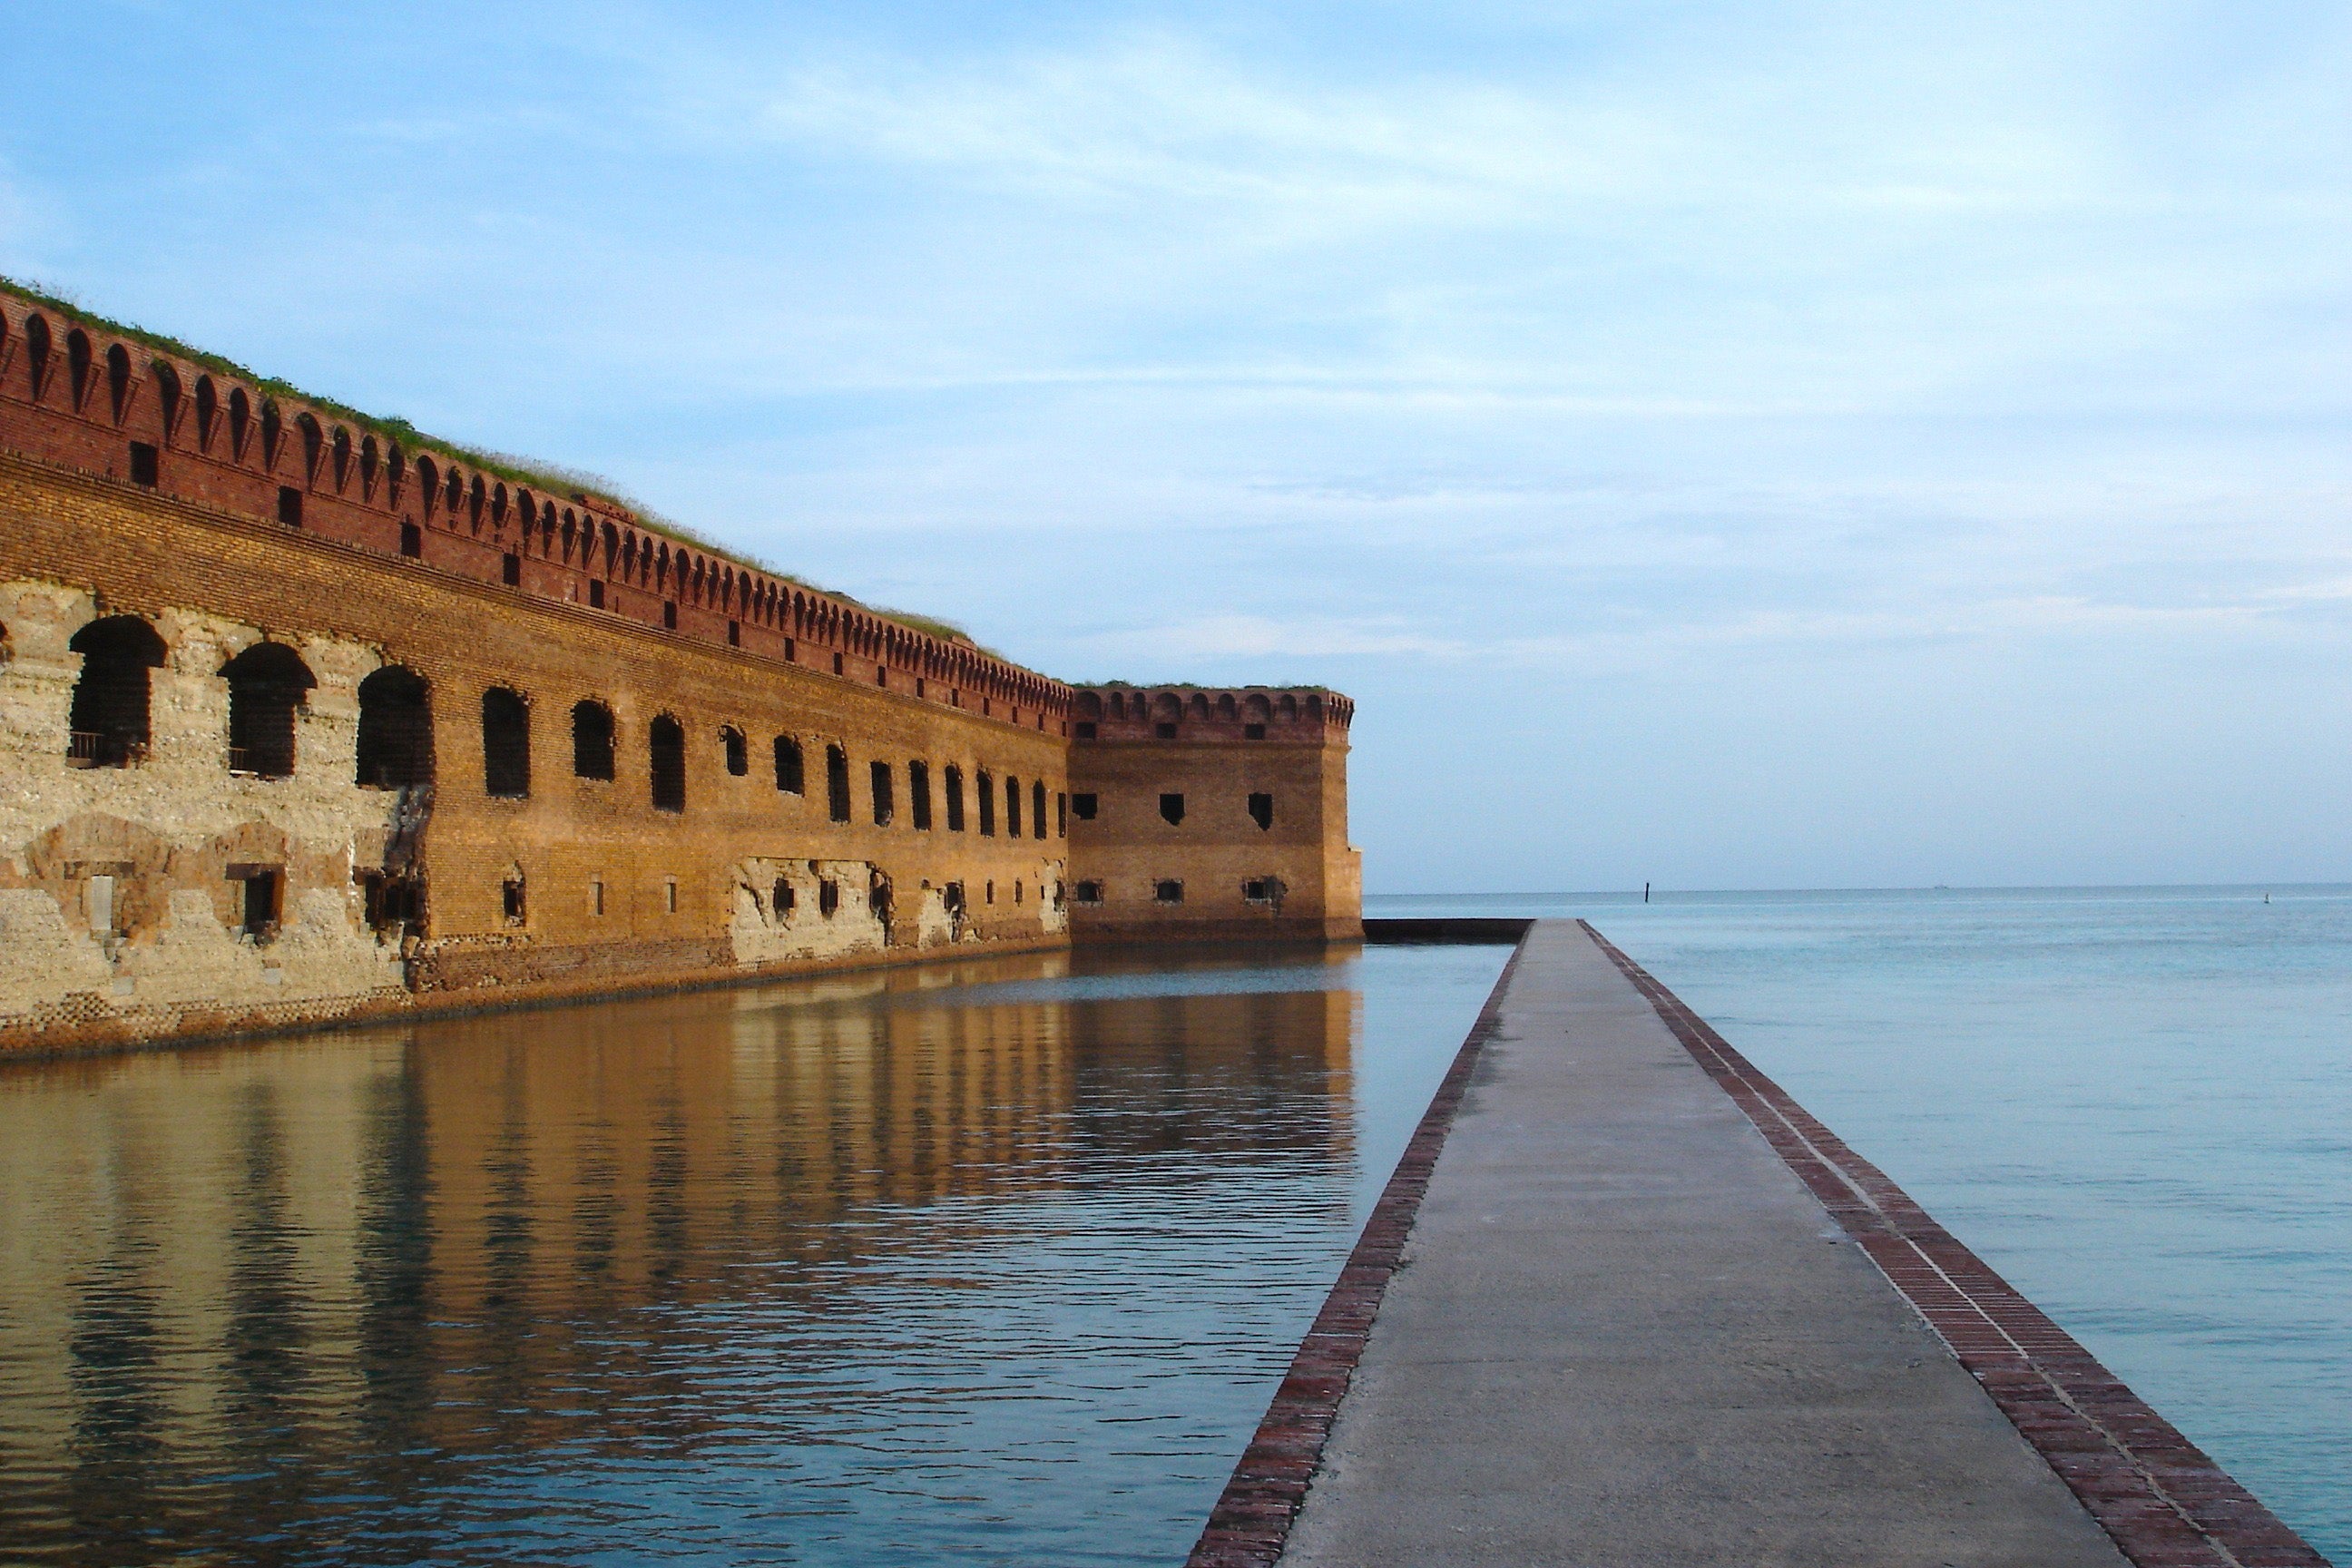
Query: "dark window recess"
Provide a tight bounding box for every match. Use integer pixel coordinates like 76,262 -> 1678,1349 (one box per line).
728,620 -> 740,647
774,735 -> 804,794
1073,879 -> 1102,906
1154,879 -> 1184,905
1249,792 -> 1274,831
871,760 -> 895,825
502,874 -> 527,925
1072,792 -> 1098,821
481,687 -> 531,798
944,881 -> 966,916
361,872 -> 423,935
985,880 -> 995,905
1014,880 -> 1023,905
400,524 -> 422,558
784,637 -> 796,662
909,761 -> 933,829
277,486 -> 302,526
1056,792 -> 1067,837
502,554 -> 521,586
1005,777 -> 1022,838
663,601 -> 678,629
1244,723 -> 1266,740
355,666 -> 431,788
1155,722 -> 1178,739
573,701 -> 616,780
826,745 -> 851,823
977,772 -> 996,836
650,715 -> 687,811
1244,877 -> 1287,906
66,615 -> 166,768
723,727 -> 749,777
772,877 -> 795,916
588,579 -> 604,608
818,878 -> 840,916
223,642 -> 315,779
1073,721 -> 1097,740
1245,879 -> 1270,902
240,868 -> 282,939
832,652 -> 845,676
128,441 -> 158,486
876,666 -> 887,687
945,766 -> 966,831
1033,780 -> 1047,840
1160,792 -> 1185,826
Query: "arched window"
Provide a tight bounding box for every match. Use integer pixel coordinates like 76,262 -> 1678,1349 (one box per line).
24,313 -> 51,397
66,615 -> 166,767
295,414 -> 322,484
194,375 -> 218,449
481,687 -> 531,798
651,714 -> 686,812
220,642 -> 316,779
1249,792 -> 1275,831
66,329 -> 93,409
722,725 -> 749,777
359,435 -> 380,498
259,398 -> 283,469
870,760 -> 894,825
909,760 -> 932,829
416,456 -> 439,515
977,769 -> 996,836
228,387 -> 251,456
1033,779 -> 1047,839
1005,775 -> 1022,838
356,666 -> 431,788
330,426 -> 351,491
825,744 -> 851,823
573,701 -> 615,780
151,359 -> 180,436
773,734 -> 804,794
944,764 -> 965,831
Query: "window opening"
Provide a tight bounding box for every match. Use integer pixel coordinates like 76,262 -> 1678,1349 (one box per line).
1245,723 -> 1266,740
1074,721 -> 1097,740
818,878 -> 839,916
651,714 -> 687,812
572,701 -> 616,780
945,766 -> 966,831
481,687 -> 532,798
400,524 -> 422,557
1014,880 -> 1023,905
1033,780 -> 1047,840
588,580 -> 604,608
222,642 -> 315,779
1005,776 -> 1022,838
833,652 -> 845,676
665,878 -> 680,913
1073,793 -> 1098,821
663,601 -> 678,629
1160,792 -> 1185,826
774,735 -> 804,794
277,486 -> 303,526
728,620 -> 740,647
723,726 -> 749,777
1056,792 -> 1068,837
909,760 -> 932,829
128,441 -> 159,487
67,615 -> 166,768
985,880 -> 995,905
240,868 -> 282,940
871,760 -> 895,825
772,877 -> 795,916
592,878 -> 606,916
1155,722 -> 1178,739
356,665 -> 431,788
1154,879 -> 1184,904
1073,880 -> 1102,906
502,553 -> 521,586
826,745 -> 851,822
1249,792 -> 1274,831
977,771 -> 995,836
502,871 -> 527,926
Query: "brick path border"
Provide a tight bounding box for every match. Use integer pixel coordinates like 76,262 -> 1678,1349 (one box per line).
1183,936 -> 1527,1568
1586,921 -> 2330,1568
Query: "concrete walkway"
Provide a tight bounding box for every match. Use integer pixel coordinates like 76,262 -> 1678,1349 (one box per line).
1279,921 -> 2128,1567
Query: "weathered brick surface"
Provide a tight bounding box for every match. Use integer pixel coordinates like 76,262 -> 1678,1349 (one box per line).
0,287 -> 1362,1056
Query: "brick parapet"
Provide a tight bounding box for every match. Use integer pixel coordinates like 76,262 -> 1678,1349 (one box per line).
0,285 -> 1069,730
1072,685 -> 1352,746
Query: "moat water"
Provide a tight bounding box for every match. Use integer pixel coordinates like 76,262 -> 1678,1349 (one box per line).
1377,887 -> 2352,1561
0,944 -> 1510,1567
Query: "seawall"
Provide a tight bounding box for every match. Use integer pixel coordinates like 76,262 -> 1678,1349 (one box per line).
1191,919 -> 2329,1567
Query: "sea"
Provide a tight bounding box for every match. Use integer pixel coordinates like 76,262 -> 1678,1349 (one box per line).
0,887 -> 2341,1563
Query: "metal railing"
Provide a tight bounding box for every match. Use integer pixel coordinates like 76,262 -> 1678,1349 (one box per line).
65,731 -> 145,768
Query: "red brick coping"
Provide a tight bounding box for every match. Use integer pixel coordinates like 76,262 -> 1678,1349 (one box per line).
1184,936 -> 1528,1568
1585,921 -> 2331,1568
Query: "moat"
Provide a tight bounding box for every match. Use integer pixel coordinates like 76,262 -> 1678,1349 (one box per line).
0,944 -> 1509,1566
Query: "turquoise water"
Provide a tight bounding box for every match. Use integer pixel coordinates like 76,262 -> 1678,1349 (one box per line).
0,945 -> 1508,1566
1372,887 -> 2352,1560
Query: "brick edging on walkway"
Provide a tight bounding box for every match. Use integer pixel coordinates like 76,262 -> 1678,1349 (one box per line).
1583,921 -> 2330,1568
1182,937 -> 1530,1568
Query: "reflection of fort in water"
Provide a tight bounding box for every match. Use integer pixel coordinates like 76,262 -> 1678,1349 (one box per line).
0,949 -> 1358,1553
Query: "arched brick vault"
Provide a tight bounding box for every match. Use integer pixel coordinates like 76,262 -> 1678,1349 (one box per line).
0,284 -> 1072,726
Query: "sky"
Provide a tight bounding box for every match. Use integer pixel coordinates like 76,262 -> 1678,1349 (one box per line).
5,2 -> 2348,892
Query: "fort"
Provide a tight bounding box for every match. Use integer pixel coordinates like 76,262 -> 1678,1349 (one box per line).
0,282 -> 1360,1056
